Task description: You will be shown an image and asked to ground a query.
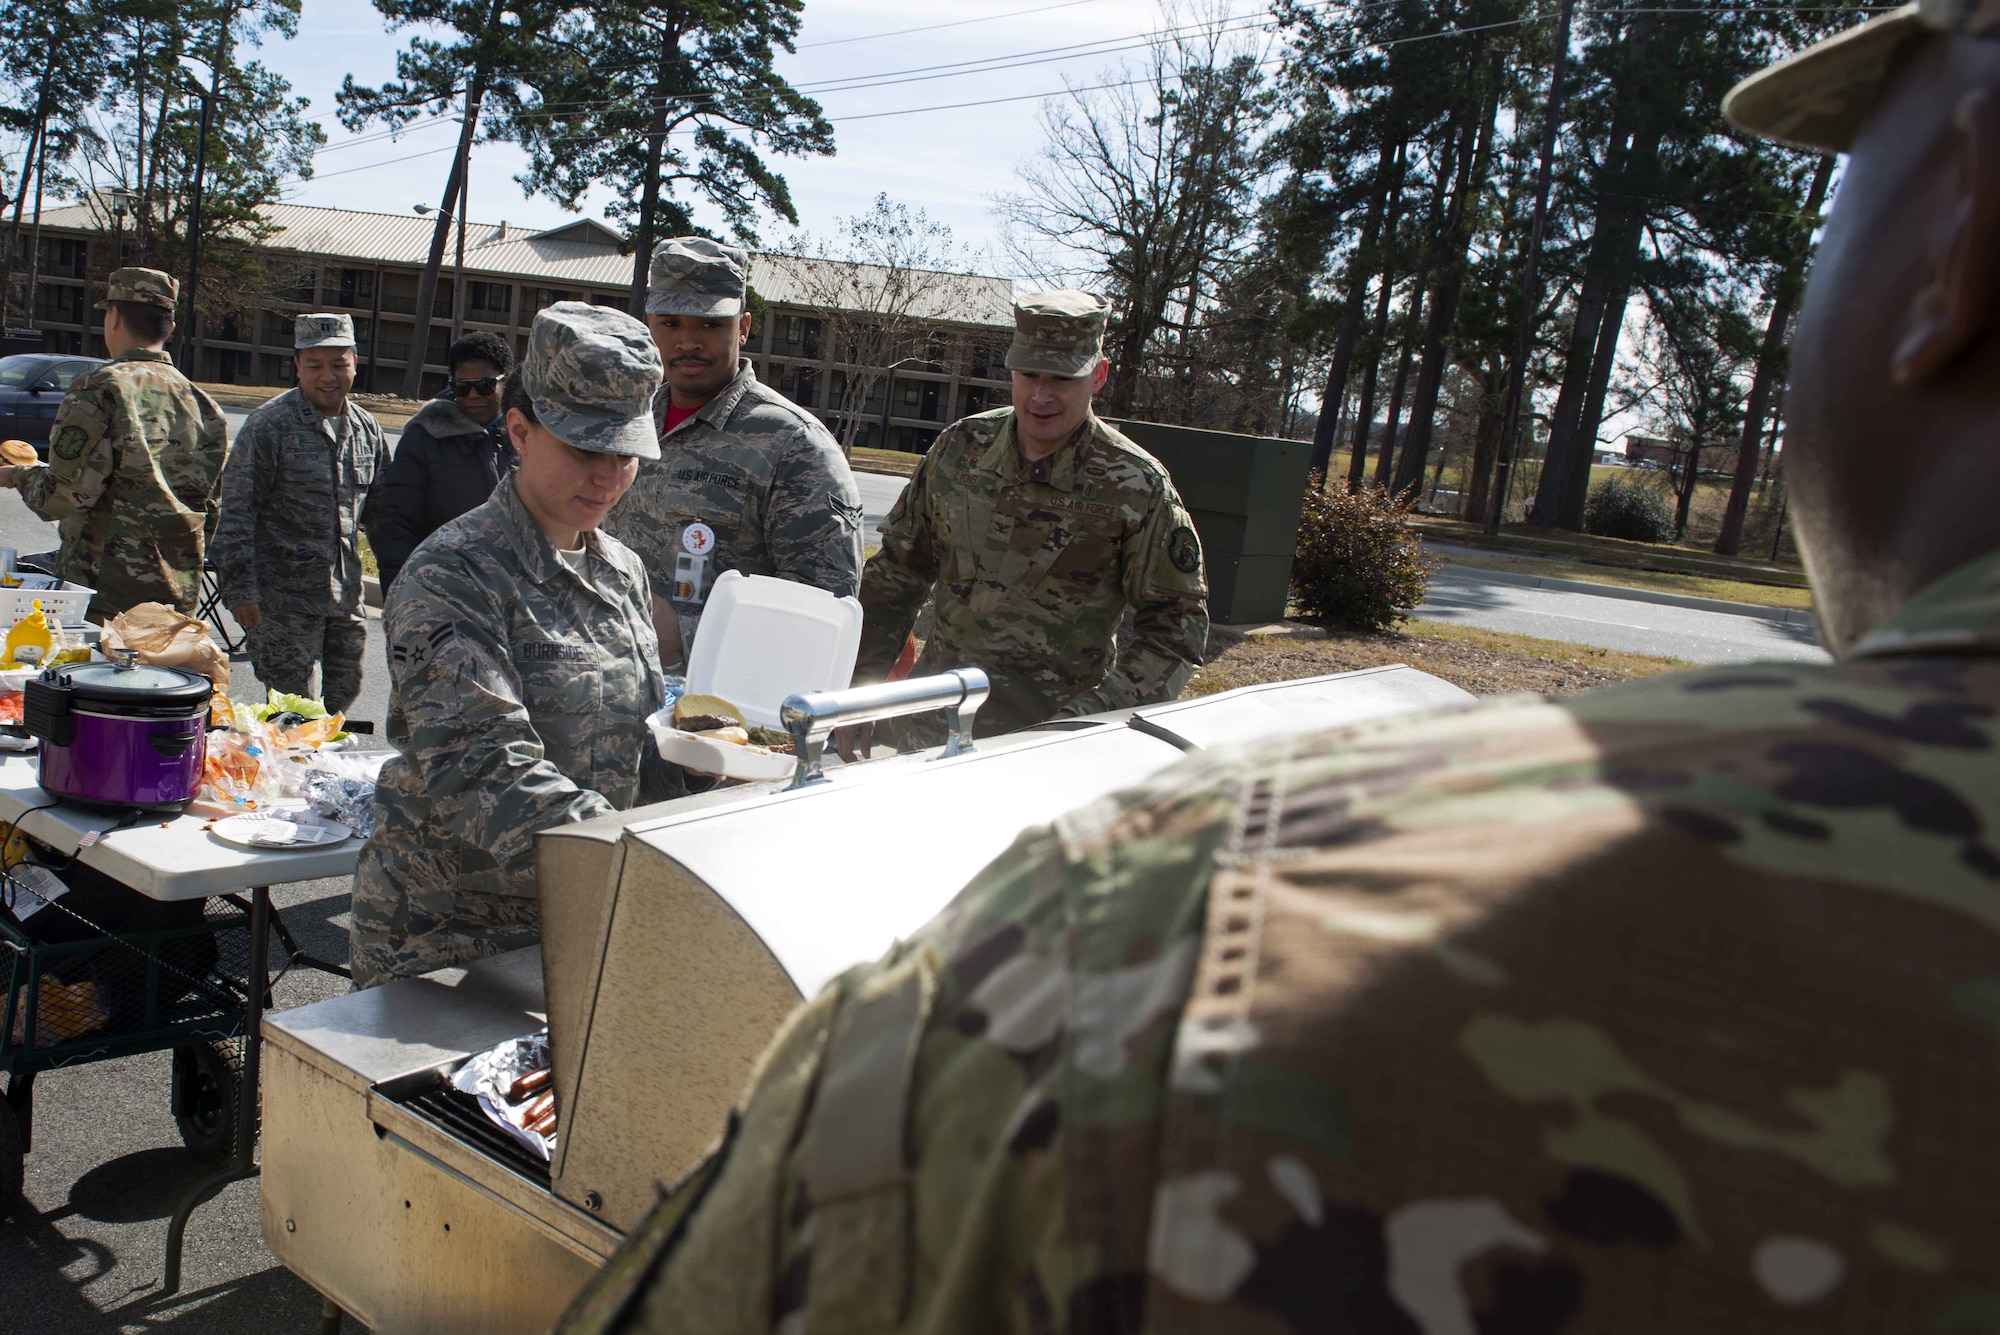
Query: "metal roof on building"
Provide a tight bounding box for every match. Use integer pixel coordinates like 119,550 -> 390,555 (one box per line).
31,200 -> 1018,329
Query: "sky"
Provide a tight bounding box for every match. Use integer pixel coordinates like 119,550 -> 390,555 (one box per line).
267,0 -> 1179,276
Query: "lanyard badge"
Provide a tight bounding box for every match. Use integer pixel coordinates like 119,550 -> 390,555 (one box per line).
674,522 -> 716,604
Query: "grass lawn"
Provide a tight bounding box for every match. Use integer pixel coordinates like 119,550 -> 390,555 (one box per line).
197,381 -> 427,430
850,446 -> 921,477
1428,546 -> 1812,611
1190,619 -> 1688,699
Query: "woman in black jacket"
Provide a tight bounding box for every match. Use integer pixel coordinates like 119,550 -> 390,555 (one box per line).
364,331 -> 518,591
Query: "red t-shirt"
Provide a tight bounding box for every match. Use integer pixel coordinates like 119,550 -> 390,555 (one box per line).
664,402 -> 698,434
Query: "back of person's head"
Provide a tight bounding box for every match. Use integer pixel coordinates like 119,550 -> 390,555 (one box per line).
108,300 -> 172,347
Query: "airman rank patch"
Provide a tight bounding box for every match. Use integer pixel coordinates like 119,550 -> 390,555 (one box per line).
392,621 -> 458,669
1169,525 -> 1201,574
53,426 -> 87,459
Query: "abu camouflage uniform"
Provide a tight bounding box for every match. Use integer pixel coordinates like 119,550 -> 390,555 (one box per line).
349,479 -> 664,986
603,238 -> 863,654
13,267 -> 229,620
18,351 -> 228,620
210,315 -> 384,713
351,302 -> 666,987
562,546 -> 2000,1334
858,290 -> 1208,746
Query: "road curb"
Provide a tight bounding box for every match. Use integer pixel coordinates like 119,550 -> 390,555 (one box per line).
1438,562 -> 1815,625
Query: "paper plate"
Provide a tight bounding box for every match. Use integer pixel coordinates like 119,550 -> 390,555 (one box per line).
646,708 -> 796,782
208,811 -> 354,850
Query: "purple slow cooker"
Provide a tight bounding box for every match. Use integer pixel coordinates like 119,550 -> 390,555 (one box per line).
24,658 -> 212,814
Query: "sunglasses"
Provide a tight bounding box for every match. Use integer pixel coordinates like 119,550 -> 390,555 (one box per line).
452,376 -> 503,396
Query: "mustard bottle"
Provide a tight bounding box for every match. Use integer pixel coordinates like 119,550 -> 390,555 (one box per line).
3,602 -> 55,668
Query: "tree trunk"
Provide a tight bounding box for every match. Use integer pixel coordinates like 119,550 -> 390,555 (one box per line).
1556,268 -> 1636,526
2,53 -> 57,325
1374,331 -> 1418,489
1715,153 -> 1834,555
628,18 -> 683,315
24,128 -> 51,332
141,73 -> 176,258
1391,64 -> 1499,497
1465,370 -> 1507,518
1309,137 -> 1401,480
1346,173 -> 1412,490
1529,15 -> 1659,527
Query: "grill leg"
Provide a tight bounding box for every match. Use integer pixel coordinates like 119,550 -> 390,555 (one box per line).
160,886 -> 269,1297
320,1295 -> 344,1334
6,1070 -> 32,1153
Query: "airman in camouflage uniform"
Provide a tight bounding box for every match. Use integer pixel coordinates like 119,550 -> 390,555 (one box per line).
351,303 -> 665,987
210,313 -> 385,713
855,292 -> 1208,748
0,267 -> 228,619
559,11 -> 2000,1331
603,237 -> 863,662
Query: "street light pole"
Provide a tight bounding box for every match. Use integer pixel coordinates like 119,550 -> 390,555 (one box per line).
451,150 -> 468,345
1486,0 -> 1576,535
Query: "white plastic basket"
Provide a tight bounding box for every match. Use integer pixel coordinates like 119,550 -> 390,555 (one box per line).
0,576 -> 93,627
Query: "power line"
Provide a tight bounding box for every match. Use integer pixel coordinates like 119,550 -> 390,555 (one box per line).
796,0 -> 1111,48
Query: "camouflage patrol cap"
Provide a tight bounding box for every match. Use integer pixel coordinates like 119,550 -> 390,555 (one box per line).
95,267 -> 177,313
1005,290 -> 1109,378
645,237 -> 749,318
1725,0 -> 1998,151
520,302 -> 662,459
295,313 -> 356,350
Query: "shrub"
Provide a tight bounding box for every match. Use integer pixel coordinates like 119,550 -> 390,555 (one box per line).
1290,479 -> 1441,631
1583,475 -> 1674,543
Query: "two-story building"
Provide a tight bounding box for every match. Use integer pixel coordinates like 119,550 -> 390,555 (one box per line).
13,200 -> 1016,454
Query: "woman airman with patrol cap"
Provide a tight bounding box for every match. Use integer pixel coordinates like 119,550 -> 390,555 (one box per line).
349,302 -> 666,987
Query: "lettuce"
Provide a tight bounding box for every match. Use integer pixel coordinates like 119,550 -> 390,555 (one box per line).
248,689 -> 330,723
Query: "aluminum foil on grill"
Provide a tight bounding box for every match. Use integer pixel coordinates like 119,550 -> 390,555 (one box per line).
450,1030 -> 556,1161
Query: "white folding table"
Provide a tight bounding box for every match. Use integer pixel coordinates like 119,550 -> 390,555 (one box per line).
0,749 -> 367,1295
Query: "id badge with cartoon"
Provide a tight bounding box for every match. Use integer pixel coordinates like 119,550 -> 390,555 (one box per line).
673,521 -> 716,604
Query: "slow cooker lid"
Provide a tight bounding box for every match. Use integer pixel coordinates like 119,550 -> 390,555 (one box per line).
51,661 -> 212,708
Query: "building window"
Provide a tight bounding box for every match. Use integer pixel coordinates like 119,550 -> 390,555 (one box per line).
794,366 -> 816,407
902,381 -> 920,407
785,317 -> 801,346
337,268 -> 375,306
470,281 -> 512,315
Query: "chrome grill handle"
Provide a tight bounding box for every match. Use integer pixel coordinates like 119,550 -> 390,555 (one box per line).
780,668 -> 990,789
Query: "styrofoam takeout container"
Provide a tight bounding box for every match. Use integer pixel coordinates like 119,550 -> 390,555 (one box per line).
647,571 -> 862,782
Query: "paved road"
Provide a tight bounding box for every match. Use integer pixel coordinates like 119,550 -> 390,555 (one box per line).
1417,565 -> 1829,664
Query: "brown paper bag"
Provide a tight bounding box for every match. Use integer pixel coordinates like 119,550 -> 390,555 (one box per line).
100,602 -> 230,690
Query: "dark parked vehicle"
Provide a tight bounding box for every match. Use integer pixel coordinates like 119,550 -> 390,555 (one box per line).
0,354 -> 106,453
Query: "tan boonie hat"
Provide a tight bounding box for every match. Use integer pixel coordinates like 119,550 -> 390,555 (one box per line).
96,267 -> 177,312
520,302 -> 662,460
1005,290 -> 1109,378
1724,0 -> 1996,151
646,237 -> 749,318
295,313 -> 356,350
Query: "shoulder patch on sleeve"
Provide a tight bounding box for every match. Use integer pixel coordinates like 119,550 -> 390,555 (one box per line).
391,620 -> 459,670
52,426 -> 88,460
1169,525 -> 1202,574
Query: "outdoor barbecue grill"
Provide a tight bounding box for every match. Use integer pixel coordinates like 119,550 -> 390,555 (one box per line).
260,665 -> 1473,1332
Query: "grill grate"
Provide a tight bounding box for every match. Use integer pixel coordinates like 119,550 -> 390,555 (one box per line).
390,1072 -> 553,1189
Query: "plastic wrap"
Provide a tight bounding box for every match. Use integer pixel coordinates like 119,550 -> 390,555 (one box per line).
300,750 -> 390,839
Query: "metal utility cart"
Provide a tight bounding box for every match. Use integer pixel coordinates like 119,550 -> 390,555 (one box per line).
0,751 -> 362,1294
261,666 -> 1475,1332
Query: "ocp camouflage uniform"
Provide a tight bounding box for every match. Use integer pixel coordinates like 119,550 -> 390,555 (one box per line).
210,386 -> 384,712
349,478 -> 663,986
16,348 -> 228,619
604,360 -> 863,652
858,406 -> 1209,744
561,545 -> 2000,1334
